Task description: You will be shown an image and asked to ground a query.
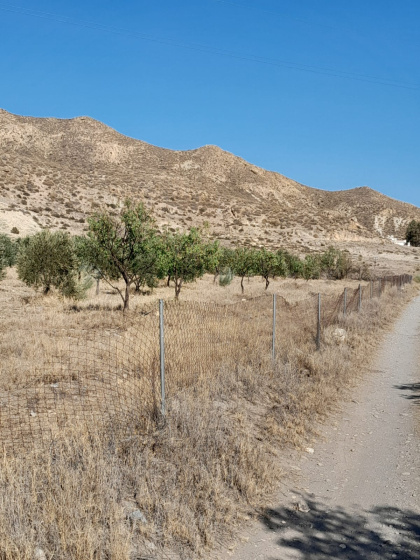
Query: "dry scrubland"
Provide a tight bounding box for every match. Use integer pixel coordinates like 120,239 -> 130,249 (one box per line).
2,109 -> 420,252
0,268 -> 418,559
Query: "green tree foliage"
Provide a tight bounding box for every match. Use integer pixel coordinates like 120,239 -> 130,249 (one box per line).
255,248 -> 288,290
81,201 -> 163,311
0,253 -> 6,282
206,244 -> 232,283
231,247 -> 258,294
132,234 -> 167,294
217,247 -> 235,286
335,250 -> 353,279
0,234 -> 18,267
302,254 -> 321,280
319,247 -> 353,279
16,230 -> 89,299
0,234 -> 18,281
405,220 -> 420,247
163,228 -> 212,299
283,251 -> 304,278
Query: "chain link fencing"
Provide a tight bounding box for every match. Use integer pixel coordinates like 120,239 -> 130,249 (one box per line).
0,274 -> 412,454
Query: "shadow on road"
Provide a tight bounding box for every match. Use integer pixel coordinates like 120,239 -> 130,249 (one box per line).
394,382 -> 420,403
259,493 -> 420,560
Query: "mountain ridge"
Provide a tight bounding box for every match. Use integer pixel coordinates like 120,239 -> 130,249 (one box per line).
0,108 -> 419,252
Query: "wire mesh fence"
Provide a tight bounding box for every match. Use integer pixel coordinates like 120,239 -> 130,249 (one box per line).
0,274 -> 412,454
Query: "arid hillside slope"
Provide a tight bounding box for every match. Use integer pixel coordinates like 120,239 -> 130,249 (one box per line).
1,109 -> 419,253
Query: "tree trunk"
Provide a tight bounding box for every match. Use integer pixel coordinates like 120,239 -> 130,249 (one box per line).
265,276 -> 270,290
175,278 -> 183,299
241,276 -> 244,294
167,274 -> 171,287
123,282 -> 130,311
96,278 -> 100,296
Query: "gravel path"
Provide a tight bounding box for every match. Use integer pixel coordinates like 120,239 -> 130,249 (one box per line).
222,294 -> 420,560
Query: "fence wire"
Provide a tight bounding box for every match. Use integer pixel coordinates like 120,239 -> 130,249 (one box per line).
0,275 -> 412,454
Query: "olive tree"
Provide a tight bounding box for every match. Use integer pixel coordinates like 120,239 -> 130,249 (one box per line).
302,254 -> 321,280
231,247 -> 258,294
319,247 -> 353,279
0,234 -> 18,266
81,201 -> 163,311
16,230 -> 88,298
163,228 -> 213,299
255,248 -> 289,289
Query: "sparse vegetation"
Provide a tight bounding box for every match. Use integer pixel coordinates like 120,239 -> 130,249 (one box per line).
0,267 -> 414,559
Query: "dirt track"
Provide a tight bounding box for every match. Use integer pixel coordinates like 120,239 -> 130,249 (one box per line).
222,294 -> 420,560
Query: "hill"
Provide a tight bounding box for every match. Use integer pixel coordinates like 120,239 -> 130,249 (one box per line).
1,109 -> 419,254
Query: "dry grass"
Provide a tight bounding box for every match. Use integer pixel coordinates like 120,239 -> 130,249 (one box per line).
0,268 -> 417,559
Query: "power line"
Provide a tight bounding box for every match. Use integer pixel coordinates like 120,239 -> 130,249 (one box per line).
0,2 -> 418,90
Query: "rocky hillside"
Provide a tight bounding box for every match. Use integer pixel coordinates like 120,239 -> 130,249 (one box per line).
0,108 -> 419,251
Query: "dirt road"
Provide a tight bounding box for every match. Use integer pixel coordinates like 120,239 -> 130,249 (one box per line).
222,294 -> 420,560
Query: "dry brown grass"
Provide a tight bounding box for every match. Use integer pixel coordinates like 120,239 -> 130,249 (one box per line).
0,268 -> 417,559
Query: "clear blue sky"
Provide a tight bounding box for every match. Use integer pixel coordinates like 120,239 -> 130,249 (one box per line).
0,0 -> 419,207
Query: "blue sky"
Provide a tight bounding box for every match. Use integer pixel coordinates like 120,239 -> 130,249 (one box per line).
0,0 -> 419,207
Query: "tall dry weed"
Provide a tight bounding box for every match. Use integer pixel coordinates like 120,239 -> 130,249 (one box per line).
0,278 -> 415,559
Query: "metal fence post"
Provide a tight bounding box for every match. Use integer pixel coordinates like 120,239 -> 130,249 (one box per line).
316,293 -> 321,351
272,293 -> 276,362
343,288 -> 347,317
159,299 -> 166,417
358,283 -> 362,311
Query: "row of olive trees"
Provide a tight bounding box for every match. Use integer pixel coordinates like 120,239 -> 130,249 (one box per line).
0,201 -> 359,310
